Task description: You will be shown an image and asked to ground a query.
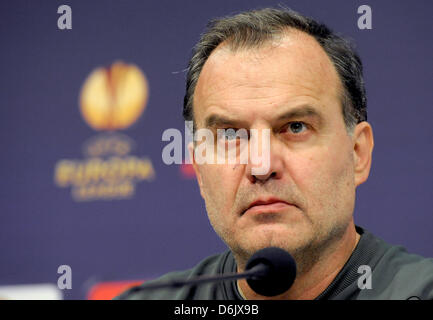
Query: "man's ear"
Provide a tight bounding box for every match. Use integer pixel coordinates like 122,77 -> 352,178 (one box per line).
188,142 -> 205,199
353,121 -> 374,187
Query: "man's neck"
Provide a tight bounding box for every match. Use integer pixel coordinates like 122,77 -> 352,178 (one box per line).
237,224 -> 361,300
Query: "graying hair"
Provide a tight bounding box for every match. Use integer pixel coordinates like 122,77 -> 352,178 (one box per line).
183,8 -> 367,132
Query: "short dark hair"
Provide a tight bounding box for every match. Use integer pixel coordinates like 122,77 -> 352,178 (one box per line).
183,7 -> 367,131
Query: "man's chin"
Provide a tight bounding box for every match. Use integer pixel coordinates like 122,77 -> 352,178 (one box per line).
243,219 -> 307,242
232,225 -> 312,262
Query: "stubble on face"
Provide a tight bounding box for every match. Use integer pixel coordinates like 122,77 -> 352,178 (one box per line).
202,157 -> 355,275
193,30 -> 357,275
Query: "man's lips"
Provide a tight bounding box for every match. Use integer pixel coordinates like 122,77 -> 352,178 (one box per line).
242,198 -> 295,216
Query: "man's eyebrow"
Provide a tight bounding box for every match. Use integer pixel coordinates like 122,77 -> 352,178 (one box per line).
276,105 -> 324,124
203,105 -> 324,128
204,114 -> 245,128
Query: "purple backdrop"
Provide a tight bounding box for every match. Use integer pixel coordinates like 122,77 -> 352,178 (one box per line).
0,0 -> 432,299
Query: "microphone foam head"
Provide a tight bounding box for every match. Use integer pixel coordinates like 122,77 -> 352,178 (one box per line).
245,247 -> 297,297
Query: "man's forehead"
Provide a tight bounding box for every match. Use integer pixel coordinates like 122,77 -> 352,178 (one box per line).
193,30 -> 342,124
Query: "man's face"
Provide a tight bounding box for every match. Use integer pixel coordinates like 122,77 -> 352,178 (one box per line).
192,31 -> 364,267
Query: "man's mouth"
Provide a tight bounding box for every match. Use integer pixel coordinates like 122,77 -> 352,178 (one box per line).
242,198 -> 296,216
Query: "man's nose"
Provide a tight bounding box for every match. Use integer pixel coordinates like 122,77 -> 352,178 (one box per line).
252,170 -> 279,183
245,130 -> 285,183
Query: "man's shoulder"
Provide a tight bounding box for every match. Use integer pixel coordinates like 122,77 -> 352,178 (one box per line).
114,250 -> 232,300
359,233 -> 433,300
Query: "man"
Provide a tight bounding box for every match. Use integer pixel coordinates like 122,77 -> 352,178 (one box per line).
117,8 -> 433,300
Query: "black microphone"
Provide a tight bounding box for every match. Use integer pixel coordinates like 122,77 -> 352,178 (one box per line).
125,247 -> 296,297
245,246 -> 297,296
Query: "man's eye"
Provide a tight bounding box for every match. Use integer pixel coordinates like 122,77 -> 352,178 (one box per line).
218,128 -> 246,141
287,122 -> 307,134
223,129 -> 237,140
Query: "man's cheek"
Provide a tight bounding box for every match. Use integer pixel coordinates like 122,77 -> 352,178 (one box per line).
292,155 -> 336,204
289,154 -> 325,186
202,168 -> 229,203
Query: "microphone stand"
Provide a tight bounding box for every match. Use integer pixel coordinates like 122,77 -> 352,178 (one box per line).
127,264 -> 267,293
